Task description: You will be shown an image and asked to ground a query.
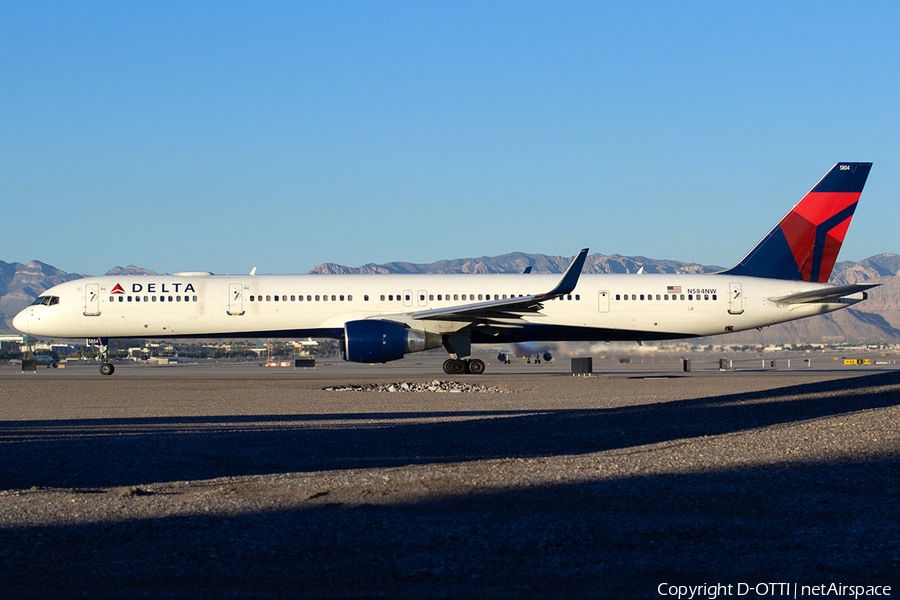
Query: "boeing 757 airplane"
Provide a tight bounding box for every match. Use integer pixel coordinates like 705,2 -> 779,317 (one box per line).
14,162 -> 875,376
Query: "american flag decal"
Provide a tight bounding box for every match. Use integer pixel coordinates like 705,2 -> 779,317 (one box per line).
667,285 -> 682,293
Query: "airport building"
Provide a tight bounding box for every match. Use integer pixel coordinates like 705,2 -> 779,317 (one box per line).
0,334 -> 27,353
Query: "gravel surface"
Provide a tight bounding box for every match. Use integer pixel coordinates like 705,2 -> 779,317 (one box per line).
0,368 -> 897,598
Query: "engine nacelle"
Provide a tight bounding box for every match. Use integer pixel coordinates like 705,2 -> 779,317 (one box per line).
344,320 -> 441,363
542,352 -> 553,362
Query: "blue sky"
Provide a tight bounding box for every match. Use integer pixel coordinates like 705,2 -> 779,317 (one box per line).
2,1 -> 898,276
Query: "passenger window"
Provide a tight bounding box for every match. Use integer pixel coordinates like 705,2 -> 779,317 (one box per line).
664,294 -> 668,300
712,294 -> 717,301
640,294 -> 644,301
315,295 -> 320,301
656,294 -> 660,300
616,294 -> 621,300
176,296 -> 181,302
688,294 -> 693,301
388,295 -> 393,301
454,294 -> 458,301
331,295 -> 336,301
364,295 -> 369,301
306,295 -> 311,301
632,294 -> 636,300
575,294 -> 580,301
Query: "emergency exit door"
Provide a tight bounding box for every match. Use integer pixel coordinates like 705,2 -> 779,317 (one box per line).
598,290 -> 610,313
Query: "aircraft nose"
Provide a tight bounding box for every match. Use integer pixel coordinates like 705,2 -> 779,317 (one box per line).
12,309 -> 29,334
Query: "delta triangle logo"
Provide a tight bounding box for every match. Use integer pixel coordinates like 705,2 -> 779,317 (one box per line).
111,283 -> 126,295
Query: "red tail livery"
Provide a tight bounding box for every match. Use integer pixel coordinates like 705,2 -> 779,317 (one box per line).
723,162 -> 872,282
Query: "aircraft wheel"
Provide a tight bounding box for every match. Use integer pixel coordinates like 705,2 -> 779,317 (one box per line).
100,363 -> 115,376
467,359 -> 486,375
442,359 -> 455,374
448,359 -> 467,375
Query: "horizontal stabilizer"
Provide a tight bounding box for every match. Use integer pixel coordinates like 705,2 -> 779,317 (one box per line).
769,283 -> 879,305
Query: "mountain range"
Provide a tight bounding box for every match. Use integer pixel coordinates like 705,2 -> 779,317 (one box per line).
3,252 -> 900,344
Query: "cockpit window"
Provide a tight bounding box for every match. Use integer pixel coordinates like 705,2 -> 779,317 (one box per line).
30,296 -> 59,306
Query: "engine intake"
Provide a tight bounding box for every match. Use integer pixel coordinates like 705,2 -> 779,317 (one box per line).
344,320 -> 441,363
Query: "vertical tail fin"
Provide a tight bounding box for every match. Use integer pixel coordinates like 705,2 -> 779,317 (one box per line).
722,162 -> 872,282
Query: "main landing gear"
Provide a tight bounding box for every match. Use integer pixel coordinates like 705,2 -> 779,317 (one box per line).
442,358 -> 486,375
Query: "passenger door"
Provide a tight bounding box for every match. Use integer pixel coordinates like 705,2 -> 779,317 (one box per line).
227,283 -> 245,316
728,282 -> 744,315
83,283 -> 100,316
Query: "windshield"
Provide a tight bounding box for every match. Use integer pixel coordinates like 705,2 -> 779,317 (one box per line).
30,296 -> 60,306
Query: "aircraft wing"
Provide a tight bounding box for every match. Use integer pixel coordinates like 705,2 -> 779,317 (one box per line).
411,248 -> 589,323
769,283 -> 880,305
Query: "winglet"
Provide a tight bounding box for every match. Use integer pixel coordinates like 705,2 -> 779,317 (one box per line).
536,248 -> 588,300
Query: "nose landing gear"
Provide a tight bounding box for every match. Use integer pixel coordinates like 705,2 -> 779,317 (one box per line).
91,337 -> 115,376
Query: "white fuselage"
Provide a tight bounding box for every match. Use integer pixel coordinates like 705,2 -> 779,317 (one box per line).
13,272 -> 863,344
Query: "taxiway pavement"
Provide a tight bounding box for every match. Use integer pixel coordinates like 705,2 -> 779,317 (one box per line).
0,359 -> 897,598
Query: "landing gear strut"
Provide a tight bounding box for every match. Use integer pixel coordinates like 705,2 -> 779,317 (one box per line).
442,358 -> 486,375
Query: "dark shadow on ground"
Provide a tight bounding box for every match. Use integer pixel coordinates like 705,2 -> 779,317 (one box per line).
0,457 -> 897,598
1,372 -> 899,490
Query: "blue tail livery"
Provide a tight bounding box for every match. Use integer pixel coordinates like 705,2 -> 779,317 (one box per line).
723,162 -> 872,282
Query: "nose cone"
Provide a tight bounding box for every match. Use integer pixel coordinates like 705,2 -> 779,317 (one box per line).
12,309 -> 29,334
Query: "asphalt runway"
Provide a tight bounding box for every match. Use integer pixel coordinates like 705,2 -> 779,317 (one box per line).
0,357 -> 898,598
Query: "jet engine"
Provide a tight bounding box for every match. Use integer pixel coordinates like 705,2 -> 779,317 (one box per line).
343,320 -> 441,363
